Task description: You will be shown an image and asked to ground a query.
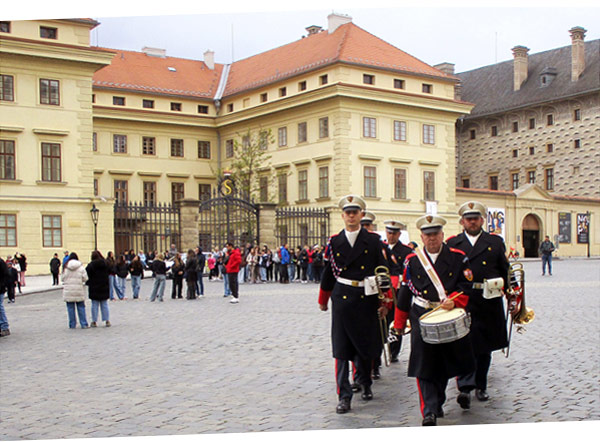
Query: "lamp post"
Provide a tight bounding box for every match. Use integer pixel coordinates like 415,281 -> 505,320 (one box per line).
90,204 -> 99,251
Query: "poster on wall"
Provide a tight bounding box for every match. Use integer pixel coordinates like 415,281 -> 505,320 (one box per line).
487,207 -> 505,240
577,213 -> 590,244
558,212 -> 572,243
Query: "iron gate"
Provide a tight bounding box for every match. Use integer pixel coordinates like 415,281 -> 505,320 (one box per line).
275,207 -> 330,248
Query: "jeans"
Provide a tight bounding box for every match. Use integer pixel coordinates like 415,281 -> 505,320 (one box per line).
0,291 -> 9,331
541,254 -> 552,275
131,275 -> 141,299
307,263 -> 313,281
223,271 -> 231,296
259,266 -> 267,281
288,264 -> 295,281
109,274 -> 115,299
66,301 -> 88,328
196,272 -> 204,295
91,299 -> 109,322
150,274 -> 166,301
116,276 -> 127,298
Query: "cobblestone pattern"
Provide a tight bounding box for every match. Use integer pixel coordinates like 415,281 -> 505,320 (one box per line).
1,260 -> 598,438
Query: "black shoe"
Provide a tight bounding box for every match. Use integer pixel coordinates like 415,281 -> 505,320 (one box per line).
437,408 -> 444,418
361,385 -> 373,401
457,391 -> 471,409
372,367 -> 381,380
351,382 -> 362,393
336,398 -> 351,414
390,356 -> 399,363
422,413 -> 437,426
475,389 -> 489,401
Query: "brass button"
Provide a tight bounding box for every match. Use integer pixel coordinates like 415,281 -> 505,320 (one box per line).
449,272 -> 453,276
361,295 -> 364,299
364,250 -> 368,254
424,290 -> 428,294
343,296 -> 347,300
336,253 -> 340,257
488,247 -> 492,251
417,275 -> 421,279
344,267 -> 347,270
483,261 -> 487,265
361,266 -> 365,270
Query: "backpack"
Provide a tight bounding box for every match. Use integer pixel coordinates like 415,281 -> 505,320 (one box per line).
272,251 -> 280,264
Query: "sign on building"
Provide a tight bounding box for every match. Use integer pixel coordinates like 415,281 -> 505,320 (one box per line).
487,207 -> 505,240
577,213 -> 590,244
558,212 -> 572,243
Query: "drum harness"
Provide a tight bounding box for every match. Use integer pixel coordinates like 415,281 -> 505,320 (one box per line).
412,247 -> 447,309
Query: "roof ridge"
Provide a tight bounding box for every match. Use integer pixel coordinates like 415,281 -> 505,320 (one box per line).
94,46 -> 225,66
334,23 -> 351,61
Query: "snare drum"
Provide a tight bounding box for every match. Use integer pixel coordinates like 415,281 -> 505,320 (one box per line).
419,308 -> 471,344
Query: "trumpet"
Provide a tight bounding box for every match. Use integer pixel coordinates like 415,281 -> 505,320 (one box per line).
374,266 -> 392,366
504,261 -> 535,358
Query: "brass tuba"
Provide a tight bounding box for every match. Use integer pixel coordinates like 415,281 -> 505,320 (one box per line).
504,261 -> 535,357
374,266 -> 392,366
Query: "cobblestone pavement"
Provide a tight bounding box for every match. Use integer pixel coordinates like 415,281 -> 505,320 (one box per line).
1,259 -> 598,439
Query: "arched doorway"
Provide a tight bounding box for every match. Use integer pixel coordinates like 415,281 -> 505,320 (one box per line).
522,214 -> 541,257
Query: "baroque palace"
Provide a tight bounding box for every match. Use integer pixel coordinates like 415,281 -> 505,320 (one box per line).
1,15 -> 598,274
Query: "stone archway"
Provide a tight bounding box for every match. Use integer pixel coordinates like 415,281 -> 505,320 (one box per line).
522,214 -> 542,257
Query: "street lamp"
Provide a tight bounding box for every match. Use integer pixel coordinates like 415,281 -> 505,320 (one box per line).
90,204 -> 99,251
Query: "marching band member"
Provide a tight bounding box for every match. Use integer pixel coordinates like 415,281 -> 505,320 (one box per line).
360,211 -> 377,231
447,201 -> 509,408
394,215 -> 475,426
318,195 -> 390,414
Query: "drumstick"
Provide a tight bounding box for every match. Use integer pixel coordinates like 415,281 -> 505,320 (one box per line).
419,292 -> 464,321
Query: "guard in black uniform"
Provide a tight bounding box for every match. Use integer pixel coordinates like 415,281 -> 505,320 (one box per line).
319,195 -> 391,414
447,201 -> 509,408
394,215 -> 475,426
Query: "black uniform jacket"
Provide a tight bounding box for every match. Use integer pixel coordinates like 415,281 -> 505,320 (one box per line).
319,228 -> 389,360
446,231 -> 509,353
397,244 -> 475,380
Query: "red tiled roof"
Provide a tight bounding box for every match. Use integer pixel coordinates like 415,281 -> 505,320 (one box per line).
224,22 -> 454,96
93,49 -> 223,99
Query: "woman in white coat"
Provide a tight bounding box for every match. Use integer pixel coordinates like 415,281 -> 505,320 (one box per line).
62,252 -> 89,329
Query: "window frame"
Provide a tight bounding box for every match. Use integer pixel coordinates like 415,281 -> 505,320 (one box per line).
489,175 -> 498,191
545,168 -> 554,191
198,183 -> 211,202
39,78 -> 60,105
363,74 -> 375,85
0,213 -> 17,247
422,83 -> 433,94
0,21 -> 11,33
393,78 -> 405,89
297,122 -> 307,144
393,120 -> 407,142
114,180 -> 128,205
527,170 -> 536,184
279,87 -> 287,97
42,215 -> 62,248
529,118 -> 536,129
491,125 -> 498,137
319,117 -> 329,138
0,139 -> 16,180
278,173 -> 288,204
318,166 -> 329,198
171,102 -> 182,112
364,166 -> 377,198
298,170 -> 308,201
394,168 -> 407,200
198,140 -> 211,159
298,81 -> 307,91
278,127 -> 288,147
170,138 -> 184,157
259,176 -> 269,202
40,26 -> 57,39
143,181 -> 157,207
423,170 -> 435,200
547,114 -> 554,126
511,172 -> 519,190
512,121 -> 519,133
363,117 -> 376,139
197,105 -> 209,114
41,142 -> 61,182
92,132 -> 97,152
113,96 -> 125,106
0,74 -> 14,102
142,136 -> 156,156
225,139 -> 234,158
319,74 -> 328,85
142,99 -> 154,109
574,109 -> 581,121
423,124 -> 435,145
171,182 -> 185,203
113,134 -> 127,154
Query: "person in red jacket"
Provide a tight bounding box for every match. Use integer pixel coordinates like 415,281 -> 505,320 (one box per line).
225,242 -> 242,304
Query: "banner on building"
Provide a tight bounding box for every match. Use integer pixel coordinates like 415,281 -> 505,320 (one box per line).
426,201 -> 438,215
577,213 -> 590,244
558,212 -> 571,243
487,208 -> 505,240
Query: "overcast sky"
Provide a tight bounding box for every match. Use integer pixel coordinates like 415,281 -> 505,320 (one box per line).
6,1 -> 600,74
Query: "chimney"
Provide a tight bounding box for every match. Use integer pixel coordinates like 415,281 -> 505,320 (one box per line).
204,50 -> 215,70
433,62 -> 455,76
511,45 -> 529,91
306,25 -> 322,36
328,13 -> 352,34
142,46 -> 166,58
569,26 -> 587,81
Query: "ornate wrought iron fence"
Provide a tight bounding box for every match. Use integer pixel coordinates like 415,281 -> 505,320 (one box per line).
275,207 -> 330,248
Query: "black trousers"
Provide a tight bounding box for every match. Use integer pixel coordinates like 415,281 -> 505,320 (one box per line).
171,277 -> 183,298
457,352 -> 492,392
228,272 -> 239,298
417,377 -> 448,417
52,271 -> 59,285
279,264 -> 288,282
336,357 -> 371,401
6,283 -> 15,301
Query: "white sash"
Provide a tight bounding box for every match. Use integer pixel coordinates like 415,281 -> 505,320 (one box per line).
414,247 -> 447,301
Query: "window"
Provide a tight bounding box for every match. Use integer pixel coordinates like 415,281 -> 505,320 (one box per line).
142,99 -> 154,109
469,129 -> 476,140
40,79 -> 59,105
319,74 -> 328,85
491,125 -> 498,137
278,127 -> 287,147
364,166 -> 377,198
298,81 -> 307,91
0,75 -> 14,101
423,171 -> 435,200
298,170 -> 308,201
242,135 -> 250,150
243,98 -> 250,108
363,74 -> 375,85
40,26 -> 57,39
423,124 -> 435,144
143,181 -> 156,206
529,146 -> 535,155
42,215 -> 62,247
92,94 -> 95,103
393,121 -> 407,141
422,84 -> 432,94
298,122 -> 307,143
462,178 -> 470,188
279,87 -> 287,97
259,132 -> 269,150
319,166 -> 329,198
114,180 -> 128,205
512,149 -> 518,158
142,136 -> 155,155
0,21 -> 10,33
198,141 -> 210,159
92,132 -> 97,152
259,176 -> 269,202
512,121 -> 519,132
260,93 -> 268,103
227,103 -> 234,112
113,96 -> 125,106
0,140 -> 16,180
198,105 -> 209,114
489,175 -> 498,190
529,118 -> 536,129
394,79 -> 405,89
113,134 -> 127,153
574,109 -> 581,121
547,114 -> 554,126
0,214 -> 17,247
512,173 -> 519,190
170,102 -> 182,111
278,174 -> 287,204
199,184 -> 211,202
545,168 -> 554,191
319,117 -> 329,138
547,143 -> 554,153
394,168 -> 407,199
528,170 -> 536,183
93,178 -> 98,196
171,182 -> 184,203
171,139 -> 184,157
574,139 -> 581,148
225,139 -> 234,158
363,117 -> 376,138
41,142 -> 61,182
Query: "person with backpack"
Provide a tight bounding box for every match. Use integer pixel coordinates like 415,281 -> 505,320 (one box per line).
539,235 -> 556,276
279,244 -> 290,284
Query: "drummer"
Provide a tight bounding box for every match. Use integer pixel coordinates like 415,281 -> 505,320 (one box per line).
393,214 -> 475,426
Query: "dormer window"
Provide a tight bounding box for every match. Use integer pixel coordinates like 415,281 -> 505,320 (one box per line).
40,26 -> 57,39
539,67 -> 557,88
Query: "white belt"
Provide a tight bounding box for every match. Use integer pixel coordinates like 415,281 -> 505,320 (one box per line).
337,277 -> 364,287
413,297 -> 440,309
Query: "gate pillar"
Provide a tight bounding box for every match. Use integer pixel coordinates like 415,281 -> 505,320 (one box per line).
179,198 -> 200,252
258,202 -> 277,248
